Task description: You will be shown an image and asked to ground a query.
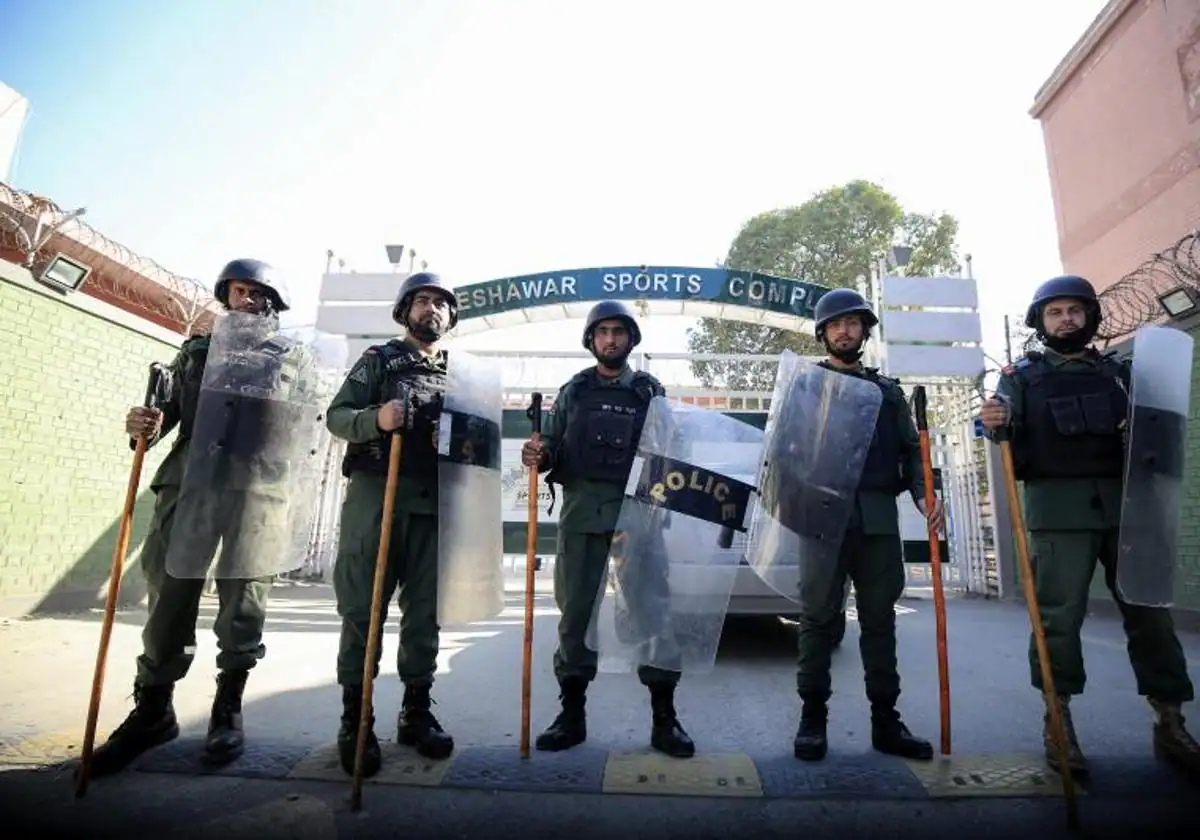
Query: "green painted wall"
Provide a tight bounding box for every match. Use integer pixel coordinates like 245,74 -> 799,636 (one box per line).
1168,323 -> 1200,610
0,264 -> 182,616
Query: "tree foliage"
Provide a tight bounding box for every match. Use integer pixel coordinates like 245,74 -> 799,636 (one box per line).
687,179 -> 962,390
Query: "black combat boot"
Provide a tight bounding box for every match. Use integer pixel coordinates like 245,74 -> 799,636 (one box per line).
1043,694 -> 1087,777
793,699 -> 828,761
535,677 -> 588,752
396,682 -> 455,760
336,684 -> 382,777
1150,698 -> 1200,782
203,669 -> 248,765
870,703 -> 933,760
85,683 -> 180,778
649,684 -> 695,758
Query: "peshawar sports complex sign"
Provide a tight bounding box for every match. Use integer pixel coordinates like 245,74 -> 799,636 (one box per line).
452,266 -> 835,324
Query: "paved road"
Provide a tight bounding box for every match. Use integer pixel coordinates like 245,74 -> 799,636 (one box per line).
1,579 -> 1198,838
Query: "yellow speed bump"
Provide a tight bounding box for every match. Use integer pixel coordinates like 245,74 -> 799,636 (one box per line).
601,751 -> 763,797
905,753 -> 1079,798
0,729 -> 81,767
287,742 -> 454,787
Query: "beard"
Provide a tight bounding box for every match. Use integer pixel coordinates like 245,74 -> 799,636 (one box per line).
593,346 -> 630,370
1042,325 -> 1090,354
408,315 -> 446,343
825,336 -> 865,364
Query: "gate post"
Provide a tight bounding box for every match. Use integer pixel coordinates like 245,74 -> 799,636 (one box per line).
985,441 -> 1017,600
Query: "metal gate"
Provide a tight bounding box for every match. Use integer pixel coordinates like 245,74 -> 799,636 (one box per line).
296,349 -> 995,597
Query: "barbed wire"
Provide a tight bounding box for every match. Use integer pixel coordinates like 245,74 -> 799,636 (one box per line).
0,180 -> 217,333
1095,229 -> 1200,340
1015,229 -> 1199,355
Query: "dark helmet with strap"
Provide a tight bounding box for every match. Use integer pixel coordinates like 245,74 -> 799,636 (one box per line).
582,300 -> 642,349
813,288 -> 878,336
392,272 -> 458,330
213,258 -> 290,313
1023,274 -> 1101,330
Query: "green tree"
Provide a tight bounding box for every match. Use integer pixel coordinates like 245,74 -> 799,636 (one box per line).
687,180 -> 962,390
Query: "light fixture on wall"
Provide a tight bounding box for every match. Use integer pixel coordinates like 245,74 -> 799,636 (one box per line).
385,244 -> 406,270
37,252 -> 91,293
1156,285 -> 1200,319
887,245 -> 912,270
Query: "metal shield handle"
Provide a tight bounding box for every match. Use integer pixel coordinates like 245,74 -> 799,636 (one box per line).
527,392 -> 543,435
144,362 -> 170,410
913,383 -> 928,431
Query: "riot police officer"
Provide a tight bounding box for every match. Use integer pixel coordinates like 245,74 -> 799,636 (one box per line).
326,272 -> 457,777
89,258 -> 300,776
980,275 -> 1199,779
520,300 -> 695,758
792,288 -> 943,763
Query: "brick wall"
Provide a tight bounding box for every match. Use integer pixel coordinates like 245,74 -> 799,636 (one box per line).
0,261 -> 182,616
1037,0 -> 1200,291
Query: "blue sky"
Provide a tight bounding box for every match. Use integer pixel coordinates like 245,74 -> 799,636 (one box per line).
1,0 -> 1109,367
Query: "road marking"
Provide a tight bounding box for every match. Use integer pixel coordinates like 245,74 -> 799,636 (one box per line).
904,753 -> 1077,798
601,751 -> 763,797
286,741 -> 455,786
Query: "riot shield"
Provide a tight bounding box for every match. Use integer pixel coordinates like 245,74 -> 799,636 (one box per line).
745,350 -> 883,616
165,311 -> 349,579
1117,326 -> 1194,608
436,349 -> 505,625
591,397 -> 763,676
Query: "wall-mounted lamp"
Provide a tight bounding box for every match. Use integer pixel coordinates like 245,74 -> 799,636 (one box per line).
1156,285 -> 1200,319
887,245 -> 912,270
38,252 -> 91,293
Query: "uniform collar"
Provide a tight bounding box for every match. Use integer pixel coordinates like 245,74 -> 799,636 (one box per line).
1042,346 -> 1098,367
819,358 -> 868,376
399,335 -> 442,360
594,364 -> 634,385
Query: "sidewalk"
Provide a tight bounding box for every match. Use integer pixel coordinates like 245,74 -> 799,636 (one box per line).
0,581 -> 1197,839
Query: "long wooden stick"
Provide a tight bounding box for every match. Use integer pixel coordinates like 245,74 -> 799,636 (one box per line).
351,429 -> 403,811
912,386 -> 951,756
76,363 -> 167,798
520,393 -> 543,758
996,436 -> 1080,830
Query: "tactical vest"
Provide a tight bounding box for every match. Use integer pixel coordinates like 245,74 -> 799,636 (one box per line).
1011,352 -> 1128,482
187,332 -> 306,461
856,373 -> 907,495
548,369 -> 662,486
340,341 -> 446,485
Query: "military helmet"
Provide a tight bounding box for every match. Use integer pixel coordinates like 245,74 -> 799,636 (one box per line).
1024,274 -> 1101,329
392,271 -> 458,330
582,300 -> 642,349
813,288 -> 878,335
213,258 -> 291,313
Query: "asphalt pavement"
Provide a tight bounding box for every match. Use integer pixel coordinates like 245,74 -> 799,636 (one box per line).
1,577 -> 1198,839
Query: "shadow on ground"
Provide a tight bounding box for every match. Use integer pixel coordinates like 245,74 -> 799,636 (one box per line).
2,589 -> 1200,839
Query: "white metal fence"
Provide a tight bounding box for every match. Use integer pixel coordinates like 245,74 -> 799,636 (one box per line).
295,349 -> 997,598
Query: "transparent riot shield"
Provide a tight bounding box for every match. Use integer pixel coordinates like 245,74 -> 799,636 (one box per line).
165,311 -> 349,579
1117,326 -> 1194,607
590,397 -> 764,676
436,349 -> 505,625
745,350 -> 883,615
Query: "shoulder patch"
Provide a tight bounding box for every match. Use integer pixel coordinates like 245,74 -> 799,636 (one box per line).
1003,355 -> 1036,376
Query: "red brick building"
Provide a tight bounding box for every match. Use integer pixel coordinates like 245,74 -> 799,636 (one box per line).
1030,0 -> 1200,298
